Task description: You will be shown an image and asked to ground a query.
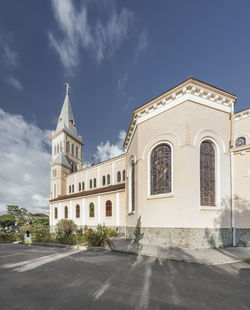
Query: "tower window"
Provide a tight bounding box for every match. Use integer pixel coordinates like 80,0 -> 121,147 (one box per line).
66,141 -> 70,153
82,182 -> 85,191
94,178 -> 96,188
71,144 -> 74,156
123,169 -> 125,181
117,171 -> 121,182
90,179 -> 92,189
107,174 -> 110,185
57,143 -> 59,153
76,147 -> 78,158
72,185 -> 74,193
69,185 -> 71,193
79,182 -> 81,191
102,176 -> 106,186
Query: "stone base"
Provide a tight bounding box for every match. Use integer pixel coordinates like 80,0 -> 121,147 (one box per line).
125,227 -> 250,249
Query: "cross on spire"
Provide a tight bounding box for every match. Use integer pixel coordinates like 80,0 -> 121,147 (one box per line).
65,81 -> 70,95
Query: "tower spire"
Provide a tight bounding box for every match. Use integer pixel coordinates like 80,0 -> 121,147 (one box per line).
65,81 -> 70,96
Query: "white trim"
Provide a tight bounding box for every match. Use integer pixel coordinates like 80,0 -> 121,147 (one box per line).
98,195 -> 101,224
116,193 -> 120,226
82,198 -> 85,226
125,85 -> 234,150
199,138 -> 221,209
112,162 -> 115,185
147,141 -> 174,199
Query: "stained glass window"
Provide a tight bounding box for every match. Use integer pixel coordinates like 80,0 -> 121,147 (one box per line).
132,161 -> 135,211
106,200 -> 112,217
65,206 -> 68,219
200,141 -> 216,206
151,144 -> 171,195
76,205 -> 80,218
89,203 -> 94,217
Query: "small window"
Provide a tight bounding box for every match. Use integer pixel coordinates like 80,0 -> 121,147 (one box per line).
69,185 -> 71,194
235,137 -> 246,147
90,179 -> 92,189
89,202 -> 94,217
65,206 -> 68,219
102,176 -> 106,186
107,174 -> 110,185
123,169 -> 125,181
55,207 -> 58,219
72,185 -> 74,193
76,147 -> 78,159
76,204 -> 80,218
117,171 -> 121,182
57,144 -> 59,153
79,182 -> 81,191
82,182 -> 85,191
66,141 -> 70,153
71,144 -> 74,156
94,178 -> 96,188
106,200 -> 112,217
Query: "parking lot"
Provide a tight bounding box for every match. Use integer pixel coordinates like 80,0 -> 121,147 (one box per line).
0,243 -> 250,310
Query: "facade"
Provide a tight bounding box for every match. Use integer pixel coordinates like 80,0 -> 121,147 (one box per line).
50,78 -> 250,248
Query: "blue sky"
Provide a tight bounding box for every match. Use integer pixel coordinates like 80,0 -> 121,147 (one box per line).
0,0 -> 250,213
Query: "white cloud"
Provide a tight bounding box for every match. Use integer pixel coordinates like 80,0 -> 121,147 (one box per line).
94,130 -> 126,162
0,109 -> 51,214
5,76 -> 23,91
135,29 -> 148,62
3,44 -> 18,67
49,0 -> 133,74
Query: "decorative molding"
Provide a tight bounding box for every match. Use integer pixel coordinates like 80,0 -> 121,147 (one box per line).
234,109 -> 250,121
124,82 -> 235,150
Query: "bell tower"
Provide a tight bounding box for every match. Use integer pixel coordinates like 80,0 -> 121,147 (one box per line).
50,82 -> 83,199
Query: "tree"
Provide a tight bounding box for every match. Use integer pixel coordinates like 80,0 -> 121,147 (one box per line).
7,205 -> 32,226
0,214 -> 15,229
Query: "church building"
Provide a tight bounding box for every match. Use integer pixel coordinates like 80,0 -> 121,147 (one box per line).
49,78 -> 250,248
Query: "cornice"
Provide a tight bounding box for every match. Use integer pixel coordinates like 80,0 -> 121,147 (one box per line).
124,79 -> 236,150
234,108 -> 250,121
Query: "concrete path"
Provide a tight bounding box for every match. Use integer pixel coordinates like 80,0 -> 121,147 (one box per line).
108,237 -> 250,265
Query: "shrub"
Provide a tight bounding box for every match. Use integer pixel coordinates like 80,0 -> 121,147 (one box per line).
56,219 -> 77,244
79,224 -> 117,246
18,225 -> 34,241
0,231 -> 17,241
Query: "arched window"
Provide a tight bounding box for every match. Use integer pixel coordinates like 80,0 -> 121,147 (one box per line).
117,171 -> 121,182
123,169 -> 125,181
65,206 -> 68,218
102,176 -> 106,186
82,182 -> 85,191
72,185 -> 74,193
69,185 -> 71,194
106,200 -> 112,217
90,179 -> 92,189
200,141 -> 216,206
94,178 -> 96,188
79,182 -> 81,191
151,143 -> 172,195
131,161 -> 135,212
107,174 -> 110,185
89,202 -> 94,217
235,137 -> 246,147
55,207 -> 58,219
76,204 -> 80,218
71,144 -> 74,156
66,141 -> 70,153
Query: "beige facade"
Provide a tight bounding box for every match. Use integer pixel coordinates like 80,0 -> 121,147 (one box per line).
50,78 -> 250,248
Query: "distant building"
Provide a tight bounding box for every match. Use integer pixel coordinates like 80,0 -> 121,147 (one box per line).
49,78 -> 250,248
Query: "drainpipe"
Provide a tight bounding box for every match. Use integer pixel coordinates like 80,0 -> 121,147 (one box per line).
230,104 -> 236,247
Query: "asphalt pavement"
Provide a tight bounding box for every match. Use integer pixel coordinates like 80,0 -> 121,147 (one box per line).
0,243 -> 250,310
